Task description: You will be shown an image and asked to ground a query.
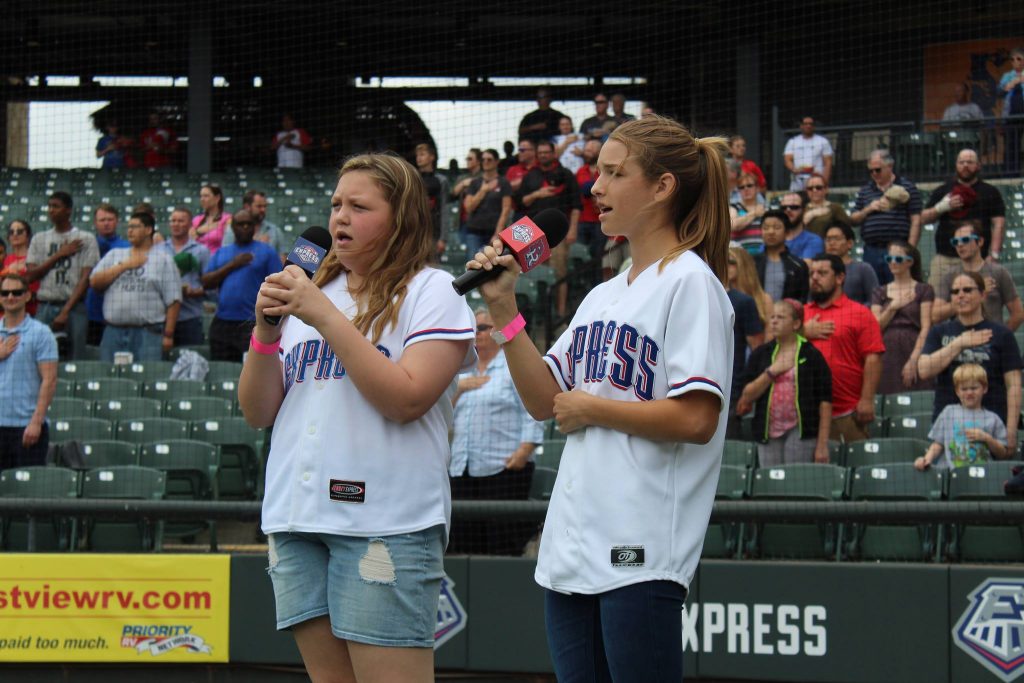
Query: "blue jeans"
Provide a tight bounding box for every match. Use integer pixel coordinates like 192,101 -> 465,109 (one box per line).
459,229 -> 490,259
100,325 -> 164,363
862,243 -> 893,285
545,580 -> 688,683
36,301 -> 88,359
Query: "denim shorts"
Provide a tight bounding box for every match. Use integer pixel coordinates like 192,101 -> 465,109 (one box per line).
267,526 -> 445,648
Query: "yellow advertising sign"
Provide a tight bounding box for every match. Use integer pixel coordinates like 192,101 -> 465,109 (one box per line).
0,554 -> 229,662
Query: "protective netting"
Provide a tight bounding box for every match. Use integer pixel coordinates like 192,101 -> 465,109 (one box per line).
1,2 -> 1023,560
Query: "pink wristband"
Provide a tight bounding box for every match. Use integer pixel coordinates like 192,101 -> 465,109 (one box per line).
249,333 -> 281,355
494,313 -> 527,345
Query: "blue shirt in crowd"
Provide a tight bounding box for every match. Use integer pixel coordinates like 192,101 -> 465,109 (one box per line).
157,239 -> 211,322
0,316 -> 58,427
785,229 -> 824,260
205,241 -> 282,321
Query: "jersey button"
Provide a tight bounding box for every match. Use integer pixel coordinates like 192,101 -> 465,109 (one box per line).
307,425 -> 317,435
302,472 -> 311,482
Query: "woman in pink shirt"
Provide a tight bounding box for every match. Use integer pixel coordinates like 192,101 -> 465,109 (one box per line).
190,184 -> 231,255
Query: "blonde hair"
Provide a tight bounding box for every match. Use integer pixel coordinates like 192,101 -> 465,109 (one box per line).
729,246 -> 771,323
608,116 -> 731,282
312,153 -> 433,343
953,363 -> 988,389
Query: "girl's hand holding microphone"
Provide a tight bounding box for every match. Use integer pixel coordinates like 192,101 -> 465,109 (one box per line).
467,238 -> 522,315
256,265 -> 334,337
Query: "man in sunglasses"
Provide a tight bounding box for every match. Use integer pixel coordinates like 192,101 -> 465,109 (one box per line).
921,149 -> 1006,289
0,273 -> 58,470
849,150 -> 922,285
931,221 -> 1023,331
580,93 -> 615,141
505,138 -> 538,198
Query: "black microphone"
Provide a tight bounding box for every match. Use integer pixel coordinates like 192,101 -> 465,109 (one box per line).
452,209 -> 570,296
265,226 -> 333,326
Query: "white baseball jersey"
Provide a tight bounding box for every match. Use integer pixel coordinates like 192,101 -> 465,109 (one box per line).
261,267 -> 476,538
538,251 -> 734,594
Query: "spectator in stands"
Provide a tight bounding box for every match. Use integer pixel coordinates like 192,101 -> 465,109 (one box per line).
498,140 -> 517,175
998,48 -> 1024,174
505,137 -> 537,196
222,190 -> 287,261
729,245 -> 772,327
202,209 -> 282,362
461,149 -> 513,257
95,120 -> 130,169
575,139 -> 606,271
725,250 -> 766,437
450,148 -> 482,205
138,112 -> 178,169
89,212 -> 181,362
850,149 -> 923,285
931,221 -> 1023,330
916,363 -> 1008,470
553,116 -> 584,174
729,172 -> 766,252
518,139 -> 581,317
918,271 -> 1021,441
0,273 -> 57,469
448,308 -> 544,555
518,88 -> 565,143
871,241 -> 935,394
271,113 -> 312,169
738,299 -> 832,465
190,184 -> 231,256
823,223 -> 878,306
804,254 -> 885,442
753,209 -> 809,303
415,142 -> 452,257
610,92 -> 635,125
801,173 -> 852,238
2,220 -> 38,316
783,117 -> 833,190
942,83 -> 985,122
25,191 -> 100,360
921,149 -> 1006,289
580,93 -> 614,141
780,192 -> 824,262
728,135 -> 766,190
84,203 -> 129,346
158,207 -> 210,347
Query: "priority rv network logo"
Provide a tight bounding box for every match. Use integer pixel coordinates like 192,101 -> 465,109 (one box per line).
121,624 -> 212,656
952,578 -> 1024,682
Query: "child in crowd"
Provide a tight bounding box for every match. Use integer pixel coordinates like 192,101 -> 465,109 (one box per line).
915,363 -> 1009,470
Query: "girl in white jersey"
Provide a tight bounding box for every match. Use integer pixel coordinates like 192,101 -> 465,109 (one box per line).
470,116 -> 734,682
239,153 -> 475,683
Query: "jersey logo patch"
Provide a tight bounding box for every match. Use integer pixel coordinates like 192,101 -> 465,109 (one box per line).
329,479 -> 366,503
952,578 -> 1024,682
611,545 -> 645,567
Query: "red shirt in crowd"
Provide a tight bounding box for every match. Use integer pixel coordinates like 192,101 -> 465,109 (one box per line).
576,164 -> 600,222
139,126 -> 178,168
805,294 -> 885,415
505,162 -> 536,188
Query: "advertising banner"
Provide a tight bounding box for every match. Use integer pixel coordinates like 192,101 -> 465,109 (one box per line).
0,554 -> 230,662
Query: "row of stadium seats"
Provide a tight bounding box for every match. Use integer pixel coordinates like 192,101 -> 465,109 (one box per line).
55,377 -> 241,403
52,396 -> 237,421
59,359 -> 240,382
706,461 -> 1023,562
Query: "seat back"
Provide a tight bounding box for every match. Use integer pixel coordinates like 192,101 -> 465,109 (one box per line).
0,467 -> 79,551
93,397 -> 164,421
845,438 -> 930,469
947,462 -> 1024,562
528,467 -> 558,501
74,377 -> 140,401
80,466 -> 166,552
722,439 -> 757,468
50,417 -> 114,444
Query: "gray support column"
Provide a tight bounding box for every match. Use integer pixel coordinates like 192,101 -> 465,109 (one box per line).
187,7 -> 213,174
735,42 -> 761,173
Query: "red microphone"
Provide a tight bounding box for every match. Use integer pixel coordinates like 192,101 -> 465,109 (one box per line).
451,209 -> 570,296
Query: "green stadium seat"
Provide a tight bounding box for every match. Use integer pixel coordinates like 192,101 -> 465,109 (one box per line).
118,361 -> 176,383
883,391 -> 935,418
58,360 -> 116,381
703,465 -> 750,559
78,440 -> 140,468
163,396 -> 235,421
55,378 -> 75,398
845,438 -> 930,469
80,466 -> 166,552
886,413 -> 933,441
0,467 -> 79,551
722,439 -> 757,468
205,361 -> 243,384
529,466 -> 558,501
947,461 -> 1024,562
747,464 -> 847,559
140,440 -> 220,544
92,397 -> 164,421
535,440 -> 566,470
844,463 -> 945,562
143,379 -> 207,401
869,415 -> 889,438
49,397 -> 93,420
50,417 -> 114,444
828,441 -> 845,466
74,377 -> 140,401
206,379 -> 240,403
114,417 -> 190,444
190,417 -> 264,498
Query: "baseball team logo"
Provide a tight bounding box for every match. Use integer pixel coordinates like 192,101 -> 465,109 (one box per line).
510,223 -> 534,244
952,578 -> 1024,682
524,243 -> 545,269
435,575 -> 467,649
292,245 -> 320,265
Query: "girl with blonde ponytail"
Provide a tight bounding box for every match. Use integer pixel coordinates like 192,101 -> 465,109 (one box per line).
469,115 -> 735,681
240,152 -> 476,682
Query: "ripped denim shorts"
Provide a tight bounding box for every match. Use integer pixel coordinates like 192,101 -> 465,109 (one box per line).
267,526 -> 445,648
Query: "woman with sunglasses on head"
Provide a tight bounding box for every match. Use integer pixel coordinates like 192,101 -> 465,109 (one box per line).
800,173 -> 851,238
871,241 -> 934,393
729,171 -> 766,253
2,220 -> 39,316
919,270 -> 1021,449
469,116 -> 733,682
